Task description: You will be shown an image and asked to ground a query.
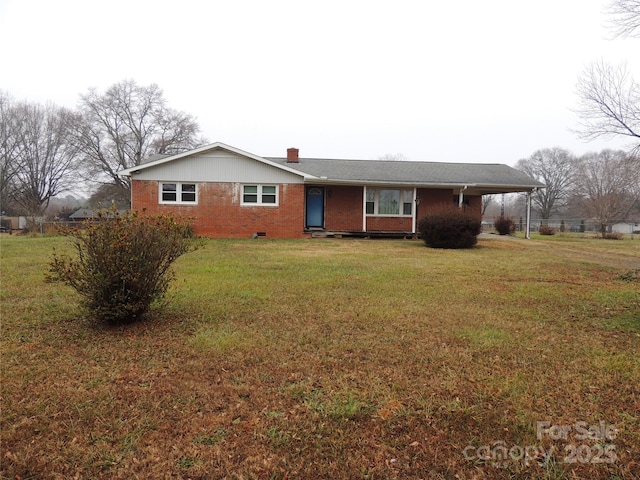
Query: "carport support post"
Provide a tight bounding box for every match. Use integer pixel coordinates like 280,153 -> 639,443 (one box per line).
526,190 -> 532,239
362,186 -> 368,232
459,185 -> 467,208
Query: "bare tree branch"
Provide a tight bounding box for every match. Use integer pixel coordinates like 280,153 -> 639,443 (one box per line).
378,153 -> 408,161
572,149 -> 640,231
574,61 -> 640,155
0,91 -> 22,213
481,194 -> 493,215
1,98 -> 81,217
605,0 -> 640,38
77,80 -> 207,202
516,148 -> 576,220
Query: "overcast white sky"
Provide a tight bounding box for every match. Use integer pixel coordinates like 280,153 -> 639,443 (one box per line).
1,0 -> 637,165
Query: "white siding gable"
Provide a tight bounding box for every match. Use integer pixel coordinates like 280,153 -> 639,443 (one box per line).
131,149 -> 304,184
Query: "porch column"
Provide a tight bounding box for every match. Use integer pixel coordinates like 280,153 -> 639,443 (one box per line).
526,190 -> 532,239
458,185 -> 468,208
412,188 -> 419,235
362,186 -> 367,232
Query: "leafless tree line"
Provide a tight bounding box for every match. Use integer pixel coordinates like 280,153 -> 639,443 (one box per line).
527,0 -> 640,231
2,2 -> 639,224
1,80 -> 206,218
1,92 -> 81,217
515,147 -> 640,231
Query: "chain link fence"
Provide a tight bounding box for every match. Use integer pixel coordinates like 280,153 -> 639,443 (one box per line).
3,216 -> 640,239
482,218 -> 640,238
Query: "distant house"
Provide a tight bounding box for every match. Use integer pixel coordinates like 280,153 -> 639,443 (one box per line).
69,208 -> 96,221
612,222 -> 640,234
69,208 -> 127,221
119,142 -> 544,239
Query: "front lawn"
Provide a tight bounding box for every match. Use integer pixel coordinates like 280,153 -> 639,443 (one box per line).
1,235 -> 639,479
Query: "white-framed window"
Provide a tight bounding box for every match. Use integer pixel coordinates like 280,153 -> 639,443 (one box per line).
241,184 -> 278,206
160,182 -> 197,204
366,188 -> 413,216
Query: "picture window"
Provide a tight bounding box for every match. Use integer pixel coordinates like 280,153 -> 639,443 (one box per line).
366,188 -> 413,216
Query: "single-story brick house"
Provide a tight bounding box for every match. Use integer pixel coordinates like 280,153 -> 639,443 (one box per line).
119,142 -> 544,239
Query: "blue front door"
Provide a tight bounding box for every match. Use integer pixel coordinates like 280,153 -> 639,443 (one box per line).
305,186 -> 324,228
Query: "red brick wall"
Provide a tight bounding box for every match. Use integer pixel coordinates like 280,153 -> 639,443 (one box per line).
325,186 -> 464,233
416,188 -> 482,221
131,181 -> 483,238
366,216 -> 412,231
465,196 -> 482,219
131,180 -> 307,238
324,185 -> 364,231
417,188 -> 453,217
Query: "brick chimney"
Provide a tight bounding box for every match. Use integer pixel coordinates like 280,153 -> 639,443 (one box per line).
287,148 -> 299,163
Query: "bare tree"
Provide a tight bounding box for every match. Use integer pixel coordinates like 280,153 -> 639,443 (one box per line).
77,80 -> 206,203
87,183 -> 131,207
0,91 -> 23,214
481,195 -> 493,215
575,2 -> 639,154
15,103 -> 80,217
572,149 -> 640,233
516,148 -> 575,220
574,61 -> 640,155
0,97 -> 80,218
606,0 -> 640,38
378,153 -> 408,161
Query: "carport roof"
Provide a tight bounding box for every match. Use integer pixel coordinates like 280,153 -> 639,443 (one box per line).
266,157 -> 545,194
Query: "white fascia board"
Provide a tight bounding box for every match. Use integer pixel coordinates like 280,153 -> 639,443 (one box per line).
304,178 -> 479,188
305,178 -> 543,193
473,183 -> 545,191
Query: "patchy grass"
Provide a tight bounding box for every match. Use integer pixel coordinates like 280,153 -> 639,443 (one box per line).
1,234 -> 639,479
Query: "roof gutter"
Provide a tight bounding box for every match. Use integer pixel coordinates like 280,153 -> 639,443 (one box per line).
305,178 -> 481,188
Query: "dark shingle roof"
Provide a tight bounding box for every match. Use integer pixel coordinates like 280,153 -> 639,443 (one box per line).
266,157 -> 544,192
119,142 -> 544,195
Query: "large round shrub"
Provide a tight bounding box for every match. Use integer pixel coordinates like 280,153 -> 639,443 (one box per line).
418,206 -> 481,249
48,207 -> 198,324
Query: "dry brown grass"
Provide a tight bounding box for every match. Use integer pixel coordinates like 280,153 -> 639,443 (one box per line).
1,235 -> 639,479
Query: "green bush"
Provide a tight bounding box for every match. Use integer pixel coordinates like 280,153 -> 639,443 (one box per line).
418,205 -> 481,249
48,207 -> 198,324
494,216 -> 515,235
